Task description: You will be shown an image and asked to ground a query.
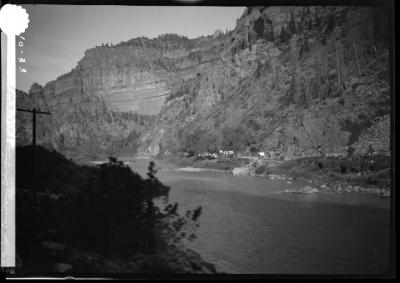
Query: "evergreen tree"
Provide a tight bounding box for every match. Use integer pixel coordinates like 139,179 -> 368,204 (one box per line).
289,11 -> 296,34
325,14 -> 335,33
279,25 -> 290,43
314,10 -> 321,27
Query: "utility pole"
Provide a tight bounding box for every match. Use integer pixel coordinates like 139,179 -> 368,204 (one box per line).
17,108 -> 51,195
17,108 -> 51,147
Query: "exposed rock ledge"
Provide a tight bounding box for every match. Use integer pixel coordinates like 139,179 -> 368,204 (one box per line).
284,186 -> 319,194
232,166 -> 251,176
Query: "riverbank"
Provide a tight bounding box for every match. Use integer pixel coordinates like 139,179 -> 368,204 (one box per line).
156,155 -> 248,171
157,154 -> 391,197
256,154 -> 391,197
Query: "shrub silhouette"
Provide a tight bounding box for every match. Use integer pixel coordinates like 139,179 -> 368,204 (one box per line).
16,146 -> 202,262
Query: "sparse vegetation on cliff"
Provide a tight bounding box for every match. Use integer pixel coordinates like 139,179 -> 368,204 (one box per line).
141,6 -> 390,160
113,33 -> 193,50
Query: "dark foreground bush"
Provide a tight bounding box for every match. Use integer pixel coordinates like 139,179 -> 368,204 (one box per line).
16,146 -> 202,270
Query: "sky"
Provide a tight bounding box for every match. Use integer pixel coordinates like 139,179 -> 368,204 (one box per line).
16,5 -> 245,92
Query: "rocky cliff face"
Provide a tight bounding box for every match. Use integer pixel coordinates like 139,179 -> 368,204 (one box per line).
17,6 -> 391,160
141,6 -> 390,158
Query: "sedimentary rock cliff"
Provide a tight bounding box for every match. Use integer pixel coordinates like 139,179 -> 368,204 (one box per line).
17,6 -> 391,160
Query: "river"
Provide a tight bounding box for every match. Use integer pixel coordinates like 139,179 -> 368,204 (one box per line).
126,158 -> 391,274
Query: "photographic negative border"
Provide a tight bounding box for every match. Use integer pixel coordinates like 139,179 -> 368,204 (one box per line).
0,0 -> 395,279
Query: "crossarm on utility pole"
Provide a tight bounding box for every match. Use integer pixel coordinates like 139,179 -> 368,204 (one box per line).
17,108 -> 51,115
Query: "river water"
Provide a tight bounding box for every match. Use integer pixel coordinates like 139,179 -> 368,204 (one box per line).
127,158 -> 391,274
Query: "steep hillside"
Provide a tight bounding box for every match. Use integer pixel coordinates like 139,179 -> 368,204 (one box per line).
17,85 -> 155,160
141,6 -> 390,158
17,6 -> 391,161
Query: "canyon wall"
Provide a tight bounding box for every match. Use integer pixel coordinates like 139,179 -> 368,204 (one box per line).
17,6 -> 391,160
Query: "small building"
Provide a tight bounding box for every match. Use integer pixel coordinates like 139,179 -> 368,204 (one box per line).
258,152 -> 265,158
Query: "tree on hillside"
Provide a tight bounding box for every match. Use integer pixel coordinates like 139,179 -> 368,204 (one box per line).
279,25 -> 291,43
289,11 -> 297,34
221,125 -> 253,152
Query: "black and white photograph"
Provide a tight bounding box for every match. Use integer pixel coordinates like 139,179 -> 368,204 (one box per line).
0,0 -> 395,278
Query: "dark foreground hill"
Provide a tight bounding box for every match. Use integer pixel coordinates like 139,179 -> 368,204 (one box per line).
15,146 -> 215,274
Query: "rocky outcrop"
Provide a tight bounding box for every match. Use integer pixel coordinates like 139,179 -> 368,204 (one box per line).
352,115 -> 390,155
232,166 -> 251,176
284,186 -> 319,194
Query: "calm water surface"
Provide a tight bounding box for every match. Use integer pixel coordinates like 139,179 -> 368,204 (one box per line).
128,158 -> 391,274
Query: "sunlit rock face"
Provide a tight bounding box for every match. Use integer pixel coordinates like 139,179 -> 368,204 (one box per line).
17,7 -> 391,160
38,33 -> 224,118
75,46 -> 171,115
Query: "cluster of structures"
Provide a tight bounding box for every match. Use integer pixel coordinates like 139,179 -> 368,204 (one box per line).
173,144 -> 378,161
181,150 -> 269,160
181,150 -> 234,159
